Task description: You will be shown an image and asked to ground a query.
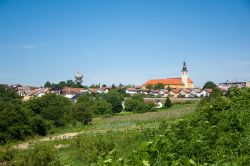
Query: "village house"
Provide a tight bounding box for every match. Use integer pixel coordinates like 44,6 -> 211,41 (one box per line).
200,88 -> 213,97
158,89 -> 169,97
125,88 -> 138,96
218,81 -> 250,90
16,86 -> 40,97
179,88 -> 191,98
97,87 -> 110,94
169,88 -> 181,98
150,90 -> 160,97
61,87 -> 87,99
144,98 -> 165,108
190,88 -> 202,97
134,86 -> 143,90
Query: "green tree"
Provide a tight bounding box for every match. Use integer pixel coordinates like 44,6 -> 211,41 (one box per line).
66,80 -> 74,87
71,103 -> 92,125
58,81 -> 66,89
154,83 -> 164,90
71,94 -> 95,124
0,85 -> 21,102
111,84 -> 116,89
104,90 -> 124,113
26,94 -> 72,127
0,104 -> 31,142
44,81 -> 51,88
76,94 -> 94,106
202,81 -> 217,90
0,86 -> 30,143
164,97 -> 172,108
146,84 -> 153,90
30,115 -> 48,136
93,100 -> 112,115
125,99 -> 147,113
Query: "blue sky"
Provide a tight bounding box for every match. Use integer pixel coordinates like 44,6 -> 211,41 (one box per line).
0,0 -> 250,87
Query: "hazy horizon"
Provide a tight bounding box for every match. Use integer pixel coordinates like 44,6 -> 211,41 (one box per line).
0,0 -> 250,87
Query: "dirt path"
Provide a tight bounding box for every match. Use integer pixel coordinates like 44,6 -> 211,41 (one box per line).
13,126 -> 140,150
13,132 -> 84,150
12,104 -> 195,150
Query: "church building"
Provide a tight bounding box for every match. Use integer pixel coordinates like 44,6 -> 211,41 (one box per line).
143,62 -> 194,89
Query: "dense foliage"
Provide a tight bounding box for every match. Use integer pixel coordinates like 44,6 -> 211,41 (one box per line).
3,84 -> 250,165
0,87 -> 135,144
125,95 -> 153,113
202,81 -> 218,90
145,83 -> 165,90
96,87 -> 250,165
0,85 -> 31,143
44,80 -> 85,89
103,90 -> 124,113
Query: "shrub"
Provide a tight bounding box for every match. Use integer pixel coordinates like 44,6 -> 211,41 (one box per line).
164,97 -> 172,108
21,143 -> 61,166
26,94 -> 72,127
71,103 -> 92,125
104,90 -> 124,113
93,100 -> 112,115
30,115 -> 49,136
125,98 -> 148,113
100,88 -> 250,165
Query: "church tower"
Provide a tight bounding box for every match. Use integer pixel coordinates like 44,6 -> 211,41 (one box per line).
181,61 -> 188,88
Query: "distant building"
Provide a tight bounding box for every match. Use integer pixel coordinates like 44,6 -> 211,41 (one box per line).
125,88 -> 138,96
200,89 -> 213,97
143,62 -> 194,89
75,71 -> 83,84
218,81 -> 250,90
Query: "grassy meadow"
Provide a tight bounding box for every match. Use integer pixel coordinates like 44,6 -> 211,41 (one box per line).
0,102 -> 197,165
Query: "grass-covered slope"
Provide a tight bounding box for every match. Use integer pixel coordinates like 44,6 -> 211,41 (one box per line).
98,87 -> 250,166
1,87 -> 250,166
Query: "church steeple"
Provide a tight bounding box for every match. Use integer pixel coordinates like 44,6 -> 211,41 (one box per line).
182,61 -> 188,72
181,61 -> 188,88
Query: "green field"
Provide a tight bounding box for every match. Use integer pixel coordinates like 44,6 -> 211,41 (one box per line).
1,87 -> 250,166
0,103 -> 196,165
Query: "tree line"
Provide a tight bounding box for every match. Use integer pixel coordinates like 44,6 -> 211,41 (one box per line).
0,85 -> 161,144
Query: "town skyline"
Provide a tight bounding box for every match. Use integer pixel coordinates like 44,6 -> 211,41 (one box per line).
0,0 -> 250,87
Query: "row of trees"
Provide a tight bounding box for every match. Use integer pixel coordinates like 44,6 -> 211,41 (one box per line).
44,80 -> 85,89
44,81 -> 128,90
0,85 -> 127,144
146,83 -> 165,90
0,82 -> 174,144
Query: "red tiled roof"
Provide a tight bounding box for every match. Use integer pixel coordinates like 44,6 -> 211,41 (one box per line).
99,87 -> 110,91
182,88 -> 191,93
134,86 -> 143,89
205,88 -> 213,93
171,88 -> 181,93
62,87 -> 85,94
127,88 -> 137,92
151,90 -> 160,93
144,78 -> 193,86
90,88 -> 97,93
162,90 -> 169,93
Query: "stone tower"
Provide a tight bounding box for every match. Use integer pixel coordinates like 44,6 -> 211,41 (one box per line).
181,61 -> 188,88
